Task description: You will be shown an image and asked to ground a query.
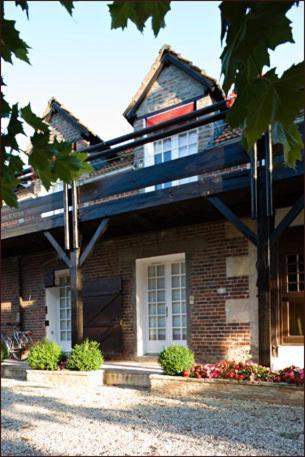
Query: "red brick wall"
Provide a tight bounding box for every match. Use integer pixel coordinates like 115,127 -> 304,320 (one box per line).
1,221 -> 252,361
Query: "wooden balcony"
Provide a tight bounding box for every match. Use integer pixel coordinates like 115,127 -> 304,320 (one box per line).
1,104 -> 304,257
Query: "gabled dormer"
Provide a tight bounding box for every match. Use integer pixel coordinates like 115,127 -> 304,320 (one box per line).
123,45 -> 225,187
124,45 -> 224,127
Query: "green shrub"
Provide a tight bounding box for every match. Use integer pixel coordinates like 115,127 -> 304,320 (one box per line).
159,345 -> 195,376
1,341 -> 8,362
67,339 -> 104,371
28,339 -> 62,370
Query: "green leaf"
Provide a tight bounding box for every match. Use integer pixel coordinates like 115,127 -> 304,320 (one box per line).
1,95 -> 11,119
272,122 -> 303,166
59,0 -> 74,16
1,19 -> 31,64
15,1 -> 29,18
220,2 -> 295,92
108,0 -> 171,37
21,103 -> 49,133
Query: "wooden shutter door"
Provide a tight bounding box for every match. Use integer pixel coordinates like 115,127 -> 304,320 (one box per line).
83,276 -> 123,357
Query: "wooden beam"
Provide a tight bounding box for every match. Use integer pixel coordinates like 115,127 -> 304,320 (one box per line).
81,142 -> 249,203
44,231 -> 71,267
207,196 -> 257,245
2,172 -> 250,239
256,133 -> 274,367
270,195 -> 304,245
80,218 -> 109,266
70,249 -> 83,345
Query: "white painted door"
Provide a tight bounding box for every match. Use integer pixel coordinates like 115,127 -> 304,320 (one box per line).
144,257 -> 187,354
45,276 -> 71,353
57,276 -> 72,353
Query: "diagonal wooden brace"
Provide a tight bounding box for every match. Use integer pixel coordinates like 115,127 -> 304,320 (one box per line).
207,196 -> 257,246
79,218 -> 109,267
270,195 -> 304,245
44,231 -> 72,268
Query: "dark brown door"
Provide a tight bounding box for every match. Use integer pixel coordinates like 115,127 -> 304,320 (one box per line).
83,276 -> 123,357
279,226 -> 304,344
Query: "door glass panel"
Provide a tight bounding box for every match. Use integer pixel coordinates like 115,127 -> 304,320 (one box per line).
288,302 -> 304,336
148,264 -> 166,341
59,276 -> 71,342
287,254 -> 304,292
171,261 -> 187,341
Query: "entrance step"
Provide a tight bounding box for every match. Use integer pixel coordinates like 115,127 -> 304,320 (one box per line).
1,360 -> 27,380
103,361 -> 162,388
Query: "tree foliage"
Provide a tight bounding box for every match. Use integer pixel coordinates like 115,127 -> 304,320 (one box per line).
1,1 -> 303,208
1,0 -> 91,207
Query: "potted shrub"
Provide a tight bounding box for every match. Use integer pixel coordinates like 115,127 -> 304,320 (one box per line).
27,339 -> 62,370
67,339 -> 104,371
1,341 -> 8,363
158,344 -> 195,376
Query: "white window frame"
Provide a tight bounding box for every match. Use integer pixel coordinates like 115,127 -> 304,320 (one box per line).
136,253 -> 187,356
144,128 -> 199,192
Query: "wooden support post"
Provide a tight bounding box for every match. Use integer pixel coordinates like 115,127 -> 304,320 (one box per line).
256,128 -> 274,367
70,180 -> 83,346
70,249 -> 83,345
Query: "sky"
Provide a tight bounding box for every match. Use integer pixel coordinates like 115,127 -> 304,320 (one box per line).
3,0 -> 304,151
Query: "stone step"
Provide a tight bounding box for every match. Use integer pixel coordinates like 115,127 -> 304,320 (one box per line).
103,362 -> 162,388
1,360 -> 27,380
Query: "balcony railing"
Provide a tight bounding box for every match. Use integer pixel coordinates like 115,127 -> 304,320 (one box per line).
1,101 -> 304,240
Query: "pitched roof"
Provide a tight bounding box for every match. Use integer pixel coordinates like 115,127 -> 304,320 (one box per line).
43,97 -> 103,144
123,45 -> 225,124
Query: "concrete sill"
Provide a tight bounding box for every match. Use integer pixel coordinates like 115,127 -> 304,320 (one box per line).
26,369 -> 104,387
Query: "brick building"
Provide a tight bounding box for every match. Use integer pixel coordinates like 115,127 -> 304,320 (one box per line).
1,46 -> 304,369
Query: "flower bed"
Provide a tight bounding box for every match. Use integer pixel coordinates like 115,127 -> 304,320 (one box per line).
183,361 -> 304,385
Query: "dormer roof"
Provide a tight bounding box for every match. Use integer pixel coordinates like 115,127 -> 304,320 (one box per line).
123,45 -> 225,124
44,97 -> 103,144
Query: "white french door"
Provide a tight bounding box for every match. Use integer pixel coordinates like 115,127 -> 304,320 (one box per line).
138,254 -> 187,354
58,276 -> 72,353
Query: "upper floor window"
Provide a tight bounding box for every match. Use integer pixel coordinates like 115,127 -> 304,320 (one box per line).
150,129 -> 198,190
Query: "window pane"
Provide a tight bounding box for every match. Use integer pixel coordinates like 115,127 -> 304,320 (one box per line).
173,328 -> 181,340
149,304 -> 157,316
172,302 -> 180,314
172,276 -> 180,287
155,153 -> 162,165
163,139 -> 171,151
157,290 -> 165,302
171,263 -> 180,275
179,133 -> 188,147
189,131 -> 198,144
157,277 -> 165,289
149,317 -> 156,328
189,143 -> 197,155
158,303 -> 166,315
158,329 -> 166,340
182,329 -> 187,340
157,265 -> 164,276
149,329 -> 157,340
179,146 -> 188,158
60,310 -> 66,319
148,279 -> 156,290
164,150 -> 171,162
289,302 -> 304,336
149,291 -> 157,303
172,289 -> 180,301
181,263 -> 185,274
148,266 -> 155,277
158,316 -> 166,328
173,316 -> 181,327
154,141 -> 162,154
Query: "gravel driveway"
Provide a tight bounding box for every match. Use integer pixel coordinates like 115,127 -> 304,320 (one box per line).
1,378 -> 304,456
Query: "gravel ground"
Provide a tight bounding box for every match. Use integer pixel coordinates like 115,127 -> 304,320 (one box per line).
1,378 -> 304,456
